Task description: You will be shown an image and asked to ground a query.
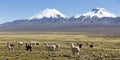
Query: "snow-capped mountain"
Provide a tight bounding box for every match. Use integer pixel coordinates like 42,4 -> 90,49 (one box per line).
0,8 -> 120,32
74,14 -> 82,18
29,8 -> 67,20
69,8 -> 119,24
74,8 -> 117,18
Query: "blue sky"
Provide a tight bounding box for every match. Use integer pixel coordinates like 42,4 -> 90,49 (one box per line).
0,0 -> 120,24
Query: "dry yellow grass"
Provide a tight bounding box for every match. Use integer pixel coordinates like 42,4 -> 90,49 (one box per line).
0,32 -> 120,60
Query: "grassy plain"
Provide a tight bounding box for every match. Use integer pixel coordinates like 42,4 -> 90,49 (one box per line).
0,32 -> 120,60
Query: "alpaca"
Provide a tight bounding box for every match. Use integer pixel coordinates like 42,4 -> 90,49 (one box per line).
90,44 -> 93,48
71,43 -> 80,56
30,40 -> 38,45
90,43 -> 93,48
17,41 -> 24,47
79,44 -> 82,48
25,43 -> 32,52
44,42 -> 56,53
7,42 -> 14,51
55,43 -> 60,50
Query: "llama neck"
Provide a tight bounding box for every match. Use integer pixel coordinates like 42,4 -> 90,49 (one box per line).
45,43 -> 48,47
71,43 -> 74,47
8,44 -> 10,47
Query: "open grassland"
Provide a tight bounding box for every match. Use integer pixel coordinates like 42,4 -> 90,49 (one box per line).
0,32 -> 120,60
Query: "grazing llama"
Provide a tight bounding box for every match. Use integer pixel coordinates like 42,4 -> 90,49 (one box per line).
17,41 -> 24,47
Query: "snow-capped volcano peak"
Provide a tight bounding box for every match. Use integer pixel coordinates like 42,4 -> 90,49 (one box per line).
29,8 -> 67,20
75,8 -> 117,18
82,8 -> 117,18
74,14 -> 82,18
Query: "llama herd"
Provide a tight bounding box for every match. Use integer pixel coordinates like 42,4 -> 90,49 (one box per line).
6,41 -> 94,56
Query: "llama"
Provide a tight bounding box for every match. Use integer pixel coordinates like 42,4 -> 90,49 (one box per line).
90,44 -> 93,48
55,43 -> 60,50
25,43 -> 32,52
30,40 -> 38,46
44,42 -> 56,53
71,43 -> 80,56
79,44 -> 82,48
17,41 -> 24,47
90,43 -> 93,48
7,42 -> 14,51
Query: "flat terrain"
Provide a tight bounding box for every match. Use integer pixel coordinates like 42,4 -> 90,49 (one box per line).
0,32 -> 120,60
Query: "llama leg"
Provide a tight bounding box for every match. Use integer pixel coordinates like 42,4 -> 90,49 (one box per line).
13,47 -> 14,51
48,50 -> 49,53
26,47 -> 28,51
53,48 -> 55,52
8,47 -> 9,51
77,52 -> 79,55
73,52 -> 75,56
72,52 -> 75,57
30,47 -> 32,51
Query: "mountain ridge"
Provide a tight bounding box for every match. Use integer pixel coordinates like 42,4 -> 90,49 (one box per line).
0,8 -> 120,32
74,8 -> 117,18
